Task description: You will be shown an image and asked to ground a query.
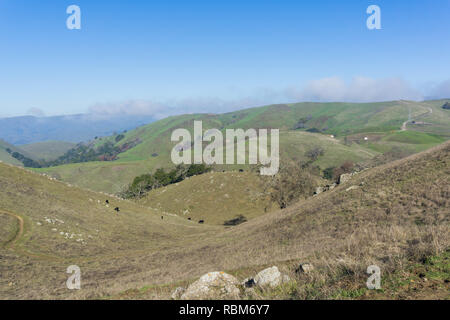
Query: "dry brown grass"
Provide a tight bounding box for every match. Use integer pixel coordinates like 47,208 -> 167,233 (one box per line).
0,141 -> 448,299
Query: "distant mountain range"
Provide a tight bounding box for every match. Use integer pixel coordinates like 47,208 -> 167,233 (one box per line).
0,114 -> 156,145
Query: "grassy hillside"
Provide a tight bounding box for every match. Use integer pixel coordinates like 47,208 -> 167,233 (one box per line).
0,162 -> 217,299
36,131 -> 377,194
33,100 -> 450,194
1,140 -> 448,299
20,141 -> 76,161
139,171 -> 275,225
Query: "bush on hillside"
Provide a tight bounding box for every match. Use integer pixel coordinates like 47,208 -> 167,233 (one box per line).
224,215 -> 247,226
115,134 -> 125,142
264,161 -> 318,209
305,147 -> 324,161
331,161 -> 354,182
323,167 -> 335,180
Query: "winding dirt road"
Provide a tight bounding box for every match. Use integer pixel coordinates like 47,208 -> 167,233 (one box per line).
401,107 -> 433,131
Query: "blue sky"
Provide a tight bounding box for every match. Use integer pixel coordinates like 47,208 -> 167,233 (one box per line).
0,0 -> 449,117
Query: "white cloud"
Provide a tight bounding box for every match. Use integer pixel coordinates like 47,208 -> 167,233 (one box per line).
27,107 -> 46,117
88,95 -> 282,119
87,76 -> 439,118
88,100 -> 167,117
427,79 -> 450,99
286,77 -> 424,102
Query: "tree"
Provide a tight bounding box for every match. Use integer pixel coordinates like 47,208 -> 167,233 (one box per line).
305,147 -> 324,161
332,161 -> 354,182
264,161 -> 317,209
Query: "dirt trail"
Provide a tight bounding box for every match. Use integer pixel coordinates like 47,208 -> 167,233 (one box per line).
0,210 -> 24,246
401,106 -> 433,131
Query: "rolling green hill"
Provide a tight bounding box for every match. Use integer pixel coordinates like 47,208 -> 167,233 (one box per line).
36,131 -> 377,194
33,100 -> 450,194
20,141 -> 76,161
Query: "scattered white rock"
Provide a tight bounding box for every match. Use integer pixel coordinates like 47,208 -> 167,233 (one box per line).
339,173 -> 352,184
181,272 -> 241,300
254,266 -> 282,288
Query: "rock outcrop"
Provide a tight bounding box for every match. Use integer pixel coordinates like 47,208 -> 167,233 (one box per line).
254,266 -> 284,288
338,173 -> 352,184
179,272 -> 241,300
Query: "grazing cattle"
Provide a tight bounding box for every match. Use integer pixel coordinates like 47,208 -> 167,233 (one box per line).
105,200 -> 109,204
198,220 -> 204,224
239,169 -> 244,172
114,207 -> 120,212
161,216 -> 164,220
188,217 -> 191,221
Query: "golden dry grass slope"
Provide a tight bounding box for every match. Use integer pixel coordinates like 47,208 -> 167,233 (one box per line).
138,171 -> 275,225
0,141 -> 449,299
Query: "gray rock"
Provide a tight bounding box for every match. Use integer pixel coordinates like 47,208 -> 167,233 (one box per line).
339,173 -> 352,184
180,272 -> 241,300
254,266 -> 282,288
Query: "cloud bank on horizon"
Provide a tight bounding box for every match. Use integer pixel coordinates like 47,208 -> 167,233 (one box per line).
87,76 -> 450,119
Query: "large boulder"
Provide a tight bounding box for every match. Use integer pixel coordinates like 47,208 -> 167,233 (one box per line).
180,272 -> 241,300
254,266 -> 283,288
338,173 -> 352,184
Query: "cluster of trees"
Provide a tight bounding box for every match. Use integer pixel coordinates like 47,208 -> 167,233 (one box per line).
6,148 -> 42,168
264,161 -> 318,209
48,142 -> 120,165
305,147 -> 324,162
121,164 -> 211,198
323,161 -> 354,182
264,147 -> 357,210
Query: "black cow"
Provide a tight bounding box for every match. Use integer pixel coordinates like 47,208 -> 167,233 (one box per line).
114,207 -> 120,212
198,220 -> 204,224
105,200 -> 109,204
